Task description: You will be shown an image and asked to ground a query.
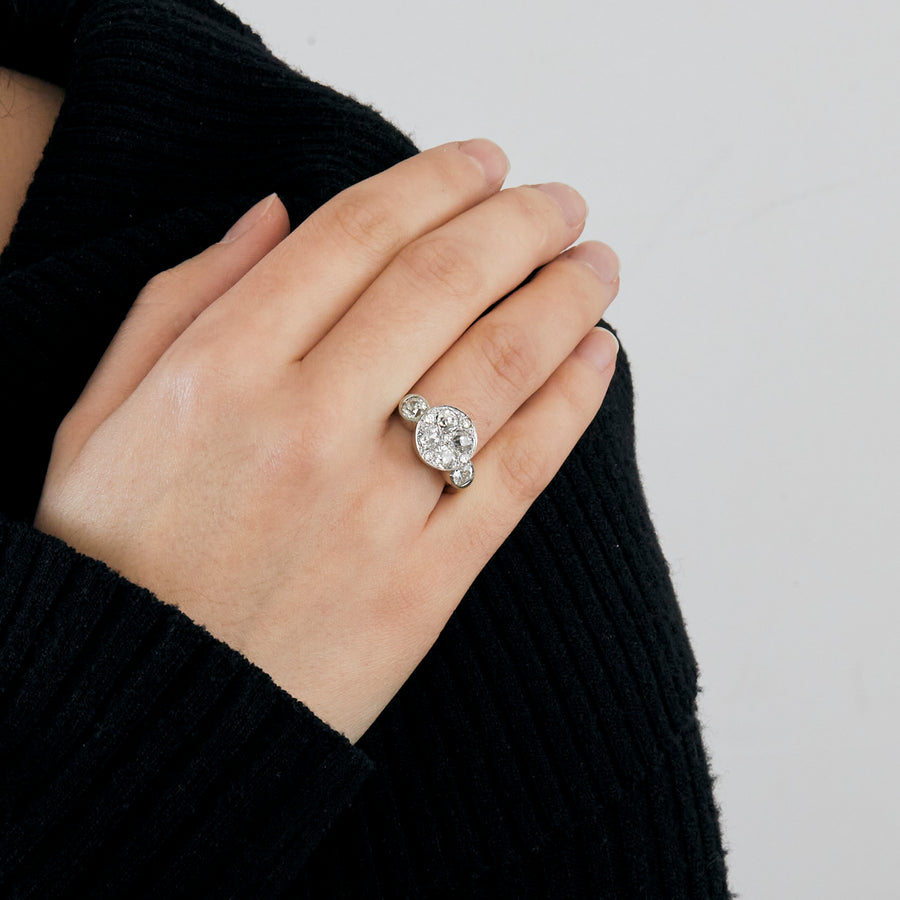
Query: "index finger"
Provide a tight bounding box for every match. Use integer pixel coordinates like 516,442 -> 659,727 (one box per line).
205,139 -> 510,363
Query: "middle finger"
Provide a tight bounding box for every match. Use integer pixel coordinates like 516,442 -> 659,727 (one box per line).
299,182 -> 587,414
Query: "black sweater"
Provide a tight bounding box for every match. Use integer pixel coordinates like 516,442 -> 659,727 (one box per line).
0,1 -> 731,896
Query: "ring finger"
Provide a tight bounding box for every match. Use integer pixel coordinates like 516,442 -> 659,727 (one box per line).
422,324 -> 620,586
405,240 -> 620,462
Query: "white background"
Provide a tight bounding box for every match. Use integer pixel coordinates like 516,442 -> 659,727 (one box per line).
223,2 -> 899,896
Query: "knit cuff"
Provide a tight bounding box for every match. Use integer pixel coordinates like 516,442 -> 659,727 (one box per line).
0,513 -> 374,897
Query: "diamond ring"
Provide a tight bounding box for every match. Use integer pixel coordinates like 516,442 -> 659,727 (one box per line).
397,394 -> 477,489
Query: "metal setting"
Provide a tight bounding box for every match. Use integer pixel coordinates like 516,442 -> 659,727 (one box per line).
398,393 -> 477,490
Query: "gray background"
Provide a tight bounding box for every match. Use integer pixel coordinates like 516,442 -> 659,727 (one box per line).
222,1 -> 899,896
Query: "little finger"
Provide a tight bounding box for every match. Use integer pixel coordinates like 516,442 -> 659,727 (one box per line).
422,327 -> 620,583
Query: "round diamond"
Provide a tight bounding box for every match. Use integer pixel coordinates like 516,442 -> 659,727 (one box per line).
436,409 -> 458,429
451,430 -> 474,457
399,394 -> 429,423
450,462 -> 474,488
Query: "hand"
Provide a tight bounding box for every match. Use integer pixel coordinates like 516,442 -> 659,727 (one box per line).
34,139 -> 621,743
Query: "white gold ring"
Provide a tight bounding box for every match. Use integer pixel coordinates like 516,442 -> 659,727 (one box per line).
397,394 -> 477,489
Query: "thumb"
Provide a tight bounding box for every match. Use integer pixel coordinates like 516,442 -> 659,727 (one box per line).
54,193 -> 291,468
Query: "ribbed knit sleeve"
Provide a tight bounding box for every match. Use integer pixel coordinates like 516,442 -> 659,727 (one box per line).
0,511 -> 374,896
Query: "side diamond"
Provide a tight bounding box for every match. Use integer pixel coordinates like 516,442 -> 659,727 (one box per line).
450,462 -> 474,488
399,394 -> 429,423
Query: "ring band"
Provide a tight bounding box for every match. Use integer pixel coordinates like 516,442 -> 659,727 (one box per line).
397,394 -> 477,489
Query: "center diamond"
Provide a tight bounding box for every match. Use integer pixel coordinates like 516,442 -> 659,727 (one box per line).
415,404 -> 478,472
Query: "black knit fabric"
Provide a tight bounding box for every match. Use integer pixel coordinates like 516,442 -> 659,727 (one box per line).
0,1 -> 731,896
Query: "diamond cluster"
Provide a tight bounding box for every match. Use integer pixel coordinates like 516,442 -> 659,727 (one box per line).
399,395 -> 477,488
415,403 -> 477,469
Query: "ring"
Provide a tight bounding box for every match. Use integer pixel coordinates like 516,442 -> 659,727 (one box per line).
397,394 -> 477,489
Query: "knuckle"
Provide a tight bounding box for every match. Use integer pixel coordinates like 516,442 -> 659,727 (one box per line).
51,409 -> 79,454
154,354 -> 217,425
331,192 -> 403,258
561,255 -> 607,298
424,149 -> 465,193
263,414 -> 336,476
555,356 -> 597,415
507,186 -> 555,243
476,320 -> 536,394
139,267 -> 179,302
550,260 -> 607,321
496,427 -> 549,501
396,236 -> 482,298
156,335 -> 250,426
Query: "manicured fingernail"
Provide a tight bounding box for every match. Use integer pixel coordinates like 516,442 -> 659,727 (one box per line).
458,138 -> 511,185
563,241 -> 620,284
220,193 -> 278,242
575,327 -> 619,371
535,182 -> 587,227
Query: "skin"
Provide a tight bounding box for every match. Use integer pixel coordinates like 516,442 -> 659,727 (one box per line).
3,70 -> 621,745
0,69 -> 65,255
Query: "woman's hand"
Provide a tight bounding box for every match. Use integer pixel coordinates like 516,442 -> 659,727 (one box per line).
34,139 -> 620,743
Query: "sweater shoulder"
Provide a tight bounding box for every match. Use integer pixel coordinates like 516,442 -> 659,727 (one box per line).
0,0 -> 266,86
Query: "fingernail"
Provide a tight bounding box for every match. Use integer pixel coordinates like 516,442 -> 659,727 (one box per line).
458,138 -> 511,186
575,327 -> 619,371
534,182 -> 587,227
220,193 -> 278,243
563,241 -> 620,284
